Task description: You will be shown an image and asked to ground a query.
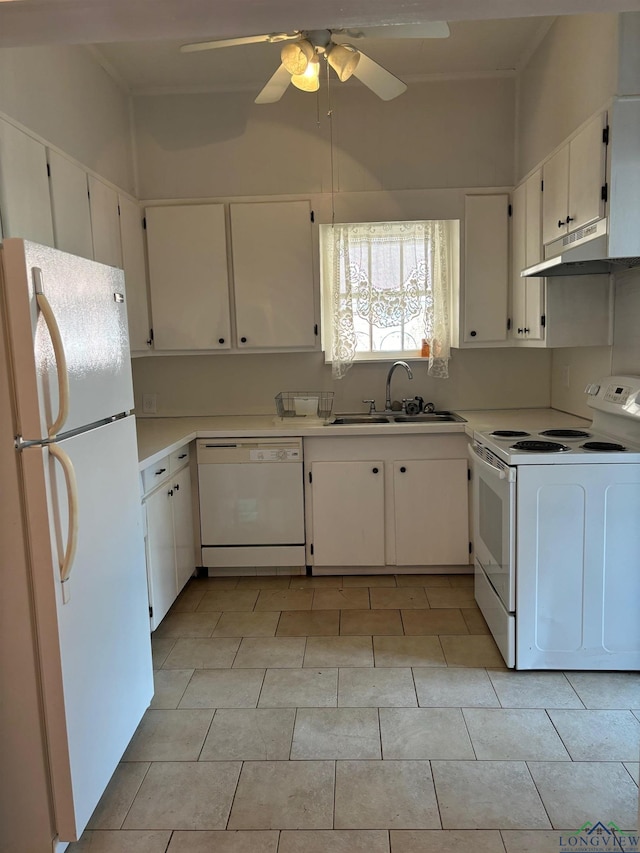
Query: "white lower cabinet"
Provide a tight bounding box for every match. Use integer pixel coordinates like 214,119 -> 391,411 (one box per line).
305,435 -> 470,570
142,446 -> 195,630
309,461 -> 386,566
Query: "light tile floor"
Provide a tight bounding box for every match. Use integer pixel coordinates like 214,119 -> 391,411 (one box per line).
69,574 -> 640,852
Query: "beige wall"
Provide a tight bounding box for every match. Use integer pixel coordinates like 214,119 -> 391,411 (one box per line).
134,77 -> 515,199
516,13 -> 618,180
132,347 -> 552,417
0,45 -> 135,192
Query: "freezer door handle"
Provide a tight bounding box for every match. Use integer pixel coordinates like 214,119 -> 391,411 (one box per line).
49,443 -> 79,603
33,267 -> 70,438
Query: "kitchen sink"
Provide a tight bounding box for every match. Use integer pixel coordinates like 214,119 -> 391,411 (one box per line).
328,411 -> 466,425
393,412 -> 466,423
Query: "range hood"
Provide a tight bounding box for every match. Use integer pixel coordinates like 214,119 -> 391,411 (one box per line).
522,218 -> 640,277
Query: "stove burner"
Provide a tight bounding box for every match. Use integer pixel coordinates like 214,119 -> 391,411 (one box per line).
539,429 -> 591,439
511,440 -> 570,452
581,441 -> 627,452
490,430 -> 530,438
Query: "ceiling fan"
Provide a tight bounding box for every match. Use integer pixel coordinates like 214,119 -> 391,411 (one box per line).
180,23 -> 450,104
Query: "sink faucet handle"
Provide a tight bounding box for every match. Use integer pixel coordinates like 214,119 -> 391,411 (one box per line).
423,401 -> 436,413
362,399 -> 377,414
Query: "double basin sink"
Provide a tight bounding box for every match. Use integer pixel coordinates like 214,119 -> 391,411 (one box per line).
329,411 -> 466,425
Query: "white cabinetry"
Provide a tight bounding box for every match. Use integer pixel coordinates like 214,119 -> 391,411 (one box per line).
230,201 -> 316,349
119,196 -> 151,353
145,204 -> 231,351
88,175 -> 123,268
454,194 -> 509,347
305,434 -> 470,570
141,444 -> 195,630
0,119 -> 54,245
47,151 -> 94,259
310,461 -> 385,566
511,172 -> 544,342
541,112 -> 607,249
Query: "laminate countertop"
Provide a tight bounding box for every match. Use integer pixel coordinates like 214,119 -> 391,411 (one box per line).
136,408 -> 590,470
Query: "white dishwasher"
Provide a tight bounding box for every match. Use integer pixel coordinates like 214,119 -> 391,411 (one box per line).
197,438 -> 305,571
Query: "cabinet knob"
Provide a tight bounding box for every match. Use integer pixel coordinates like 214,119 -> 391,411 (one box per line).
524,327 -> 530,334
517,328 -> 524,334
400,466 -> 407,473
566,216 -> 574,224
168,489 -> 174,497
372,467 -> 379,474
218,338 -> 225,345
155,468 -> 166,476
469,330 -> 477,337
240,336 -> 247,344
558,218 -> 566,228
178,454 -> 187,459
174,483 -> 180,491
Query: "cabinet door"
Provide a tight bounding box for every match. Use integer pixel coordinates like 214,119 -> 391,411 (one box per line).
231,201 -> 316,349
394,459 -> 469,566
47,151 -> 93,259
88,176 -> 122,268
172,466 -> 195,594
310,461 -> 385,566
542,145 -> 569,246
523,170 -> 544,340
511,183 -> 526,337
568,112 -> 607,232
144,485 -> 177,630
463,194 -> 509,344
119,195 -> 150,353
146,204 -> 231,351
0,119 -> 54,245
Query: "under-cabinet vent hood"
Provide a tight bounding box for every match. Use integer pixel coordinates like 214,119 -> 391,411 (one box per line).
522,219 -> 640,277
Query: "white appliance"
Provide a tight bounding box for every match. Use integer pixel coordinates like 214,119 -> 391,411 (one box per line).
469,376 -> 640,670
197,437 -> 305,571
0,239 -> 153,846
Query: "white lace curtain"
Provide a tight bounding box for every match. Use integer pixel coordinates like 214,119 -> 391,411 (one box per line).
322,220 -> 452,379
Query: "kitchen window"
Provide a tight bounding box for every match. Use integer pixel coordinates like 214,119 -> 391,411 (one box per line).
320,219 -> 459,379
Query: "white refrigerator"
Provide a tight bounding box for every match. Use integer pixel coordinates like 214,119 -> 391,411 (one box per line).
0,239 -> 153,847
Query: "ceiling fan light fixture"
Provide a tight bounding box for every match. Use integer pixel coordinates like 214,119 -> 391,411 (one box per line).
291,56 -> 320,92
327,43 -> 360,82
281,39 -> 315,75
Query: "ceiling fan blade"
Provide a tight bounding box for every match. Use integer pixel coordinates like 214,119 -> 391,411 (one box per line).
351,52 -> 407,101
255,63 -> 291,104
334,22 -> 450,41
181,32 -> 300,54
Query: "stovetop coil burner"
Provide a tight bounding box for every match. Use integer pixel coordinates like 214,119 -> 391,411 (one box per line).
511,440 -> 570,453
490,430 -> 530,438
581,441 -> 627,452
539,429 -> 591,439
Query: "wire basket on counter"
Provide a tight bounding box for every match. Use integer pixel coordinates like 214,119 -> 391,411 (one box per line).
275,391 -> 335,420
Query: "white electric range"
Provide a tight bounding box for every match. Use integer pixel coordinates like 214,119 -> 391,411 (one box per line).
468,375 -> 640,670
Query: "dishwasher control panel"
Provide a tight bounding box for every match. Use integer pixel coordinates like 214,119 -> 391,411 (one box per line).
250,447 -> 300,462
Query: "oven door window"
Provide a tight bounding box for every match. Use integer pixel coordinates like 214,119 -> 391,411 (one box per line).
472,458 -> 515,611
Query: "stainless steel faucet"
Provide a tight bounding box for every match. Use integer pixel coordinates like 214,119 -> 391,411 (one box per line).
385,360 -> 413,411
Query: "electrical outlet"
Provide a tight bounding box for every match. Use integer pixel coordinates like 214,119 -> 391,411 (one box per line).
562,367 -> 571,389
142,393 -> 157,414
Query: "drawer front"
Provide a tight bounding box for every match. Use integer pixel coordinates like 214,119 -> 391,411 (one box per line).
170,444 -> 191,472
141,455 -> 171,493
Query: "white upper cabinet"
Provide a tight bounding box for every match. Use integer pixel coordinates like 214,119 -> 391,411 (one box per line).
145,204 -> 231,351
230,201 -> 316,349
119,195 -> 151,353
88,175 -> 123,268
542,112 -> 607,248
511,171 -> 544,342
47,151 -> 93,260
459,194 -> 509,346
0,119 -> 54,246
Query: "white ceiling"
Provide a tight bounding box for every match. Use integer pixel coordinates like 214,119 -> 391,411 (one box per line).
0,0 -> 638,96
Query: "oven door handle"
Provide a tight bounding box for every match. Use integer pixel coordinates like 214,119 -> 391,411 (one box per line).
468,443 -> 516,482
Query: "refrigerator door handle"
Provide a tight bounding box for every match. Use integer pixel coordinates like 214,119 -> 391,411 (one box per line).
49,443 -> 79,603
33,267 -> 70,438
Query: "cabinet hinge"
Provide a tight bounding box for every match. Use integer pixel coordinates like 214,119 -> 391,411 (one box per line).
541,314 -> 546,328
147,328 -> 154,347
601,183 -> 608,203
467,468 -> 471,481
468,541 -> 473,554
507,317 -> 511,331
117,204 -> 121,216
310,210 -> 315,223
603,125 -> 610,145
87,189 -> 91,199
310,543 -> 314,555
508,203 -> 512,217
308,471 -> 312,484
143,216 -> 147,229
46,163 -> 51,177
149,606 -> 153,618
541,179 -> 544,192
314,324 -> 318,336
